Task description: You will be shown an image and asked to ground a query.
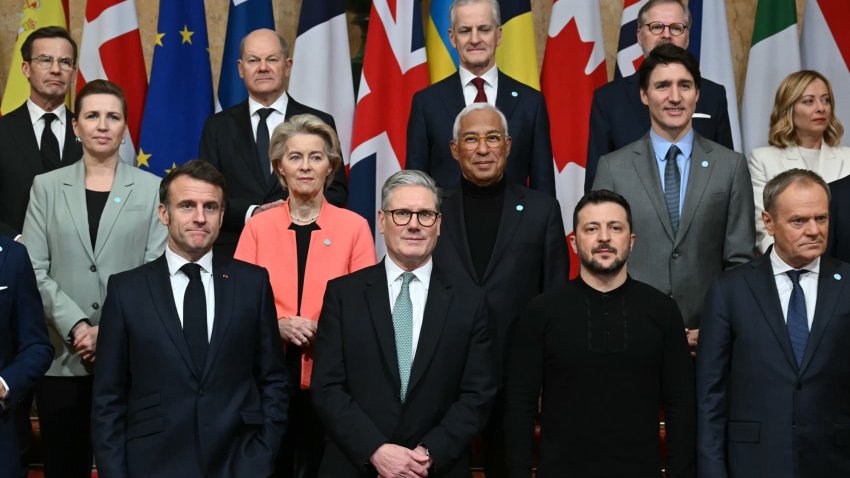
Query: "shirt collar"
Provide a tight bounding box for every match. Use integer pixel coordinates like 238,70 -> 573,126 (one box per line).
165,245 -> 214,277
769,247 -> 820,277
247,92 -> 289,117
27,99 -> 66,126
384,256 -> 433,290
458,64 -> 498,89
650,128 -> 694,162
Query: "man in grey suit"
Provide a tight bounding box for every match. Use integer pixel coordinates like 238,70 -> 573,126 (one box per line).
592,44 -> 753,352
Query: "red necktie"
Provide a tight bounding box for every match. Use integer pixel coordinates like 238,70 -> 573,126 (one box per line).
471,77 -> 487,103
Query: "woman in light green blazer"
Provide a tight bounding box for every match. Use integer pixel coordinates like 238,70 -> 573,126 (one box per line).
21,80 -> 166,477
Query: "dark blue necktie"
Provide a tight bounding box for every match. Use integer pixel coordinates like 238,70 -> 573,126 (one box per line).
786,270 -> 809,367
256,108 -> 274,178
181,263 -> 208,373
664,145 -> 682,235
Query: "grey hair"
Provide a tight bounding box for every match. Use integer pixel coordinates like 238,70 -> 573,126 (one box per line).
763,168 -> 831,215
239,29 -> 290,59
381,170 -> 441,212
450,0 -> 501,27
637,0 -> 692,28
452,103 -> 509,140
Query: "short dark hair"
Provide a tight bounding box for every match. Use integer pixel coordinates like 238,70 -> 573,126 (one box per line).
638,43 -> 701,92
74,79 -> 127,118
763,168 -> 830,215
21,26 -> 78,64
573,190 -> 633,233
159,160 -> 227,206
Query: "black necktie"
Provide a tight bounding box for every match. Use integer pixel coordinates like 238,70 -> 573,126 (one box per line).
256,108 -> 274,178
471,77 -> 487,103
664,145 -> 682,235
786,270 -> 809,367
41,113 -> 61,170
181,263 -> 208,373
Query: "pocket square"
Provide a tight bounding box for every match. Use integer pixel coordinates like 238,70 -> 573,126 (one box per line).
0,286 -> 7,291
692,113 -> 711,119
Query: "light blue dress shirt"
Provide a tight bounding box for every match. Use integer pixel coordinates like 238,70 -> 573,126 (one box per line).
650,128 -> 694,216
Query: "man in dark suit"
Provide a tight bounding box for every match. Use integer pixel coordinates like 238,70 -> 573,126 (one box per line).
199,28 -> 347,258
0,26 -> 82,239
827,174 -> 850,262
0,236 -> 52,478
311,170 -> 497,477
406,0 -> 554,195
92,160 -> 289,478
585,0 -> 733,192
592,44 -> 754,353
697,169 -> 850,477
432,103 -> 568,477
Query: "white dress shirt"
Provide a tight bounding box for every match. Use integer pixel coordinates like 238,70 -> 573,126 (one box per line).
27,99 -> 67,160
771,249 -> 819,330
165,246 -> 216,340
458,65 -> 498,107
245,92 -> 290,222
385,257 -> 432,358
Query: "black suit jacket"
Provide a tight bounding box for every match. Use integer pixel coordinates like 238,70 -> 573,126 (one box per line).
0,103 -> 81,237
0,236 -> 52,478
828,174 -> 850,262
406,71 -> 555,195
92,254 -> 289,478
697,252 -> 850,477
432,183 -> 569,366
198,94 -> 348,257
585,74 -> 733,192
311,261 -> 497,477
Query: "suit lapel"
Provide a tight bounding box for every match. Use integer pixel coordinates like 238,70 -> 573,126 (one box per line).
626,74 -> 651,132
744,255 -> 799,371
677,135 -> 715,244
495,71 -> 521,119
204,255 -> 235,379
94,162 -> 133,260
407,270 -> 451,395
438,74 -> 466,119
146,256 -> 199,380
482,184 -> 524,281
631,137 -> 675,240
61,109 -> 80,162
818,144 -> 846,181
230,102 -> 268,188
8,105 -> 44,178
61,162 -> 96,264
365,262 -> 401,389
800,258 -> 846,374
442,191 -> 477,283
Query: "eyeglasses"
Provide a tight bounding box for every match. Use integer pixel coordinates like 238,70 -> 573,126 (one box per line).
383,209 -> 440,227
641,21 -> 688,36
28,55 -> 75,72
457,133 -> 507,150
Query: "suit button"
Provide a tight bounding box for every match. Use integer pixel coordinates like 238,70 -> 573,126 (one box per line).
672,251 -> 680,259
90,265 -> 97,272
198,389 -> 205,396
795,382 -> 802,391
91,302 -> 99,310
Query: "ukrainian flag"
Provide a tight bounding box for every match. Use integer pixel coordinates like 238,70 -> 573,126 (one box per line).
425,0 -> 459,83
496,0 -> 539,90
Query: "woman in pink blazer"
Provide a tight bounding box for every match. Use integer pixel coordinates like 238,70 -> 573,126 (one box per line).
235,114 -> 376,478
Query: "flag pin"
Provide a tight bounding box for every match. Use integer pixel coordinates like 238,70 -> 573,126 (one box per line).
835,274 -> 842,280
516,204 -> 524,211
0,246 -> 3,252
223,274 -> 229,279
114,197 -> 121,203
701,161 -> 709,168
324,239 -> 331,246
511,91 -> 518,97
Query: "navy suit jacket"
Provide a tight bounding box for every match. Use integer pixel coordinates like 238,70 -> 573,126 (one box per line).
0,236 -> 52,478
198,94 -> 347,257
585,74 -> 733,192
697,252 -> 850,477
92,254 -> 289,478
0,103 -> 81,238
311,261 -> 497,477
432,183 -> 569,366
828,174 -> 850,263
406,71 -> 555,195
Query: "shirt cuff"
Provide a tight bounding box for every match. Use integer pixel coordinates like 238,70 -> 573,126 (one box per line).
245,205 -> 259,224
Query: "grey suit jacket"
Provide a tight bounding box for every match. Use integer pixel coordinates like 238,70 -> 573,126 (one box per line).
21,160 -> 166,376
592,133 -> 754,328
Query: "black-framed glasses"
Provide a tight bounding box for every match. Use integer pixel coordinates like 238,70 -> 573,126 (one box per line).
28,55 -> 75,72
457,133 -> 507,150
384,209 -> 440,227
641,21 -> 688,36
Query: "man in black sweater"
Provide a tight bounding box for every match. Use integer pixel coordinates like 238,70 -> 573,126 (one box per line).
432,103 -> 569,477
504,190 -> 695,478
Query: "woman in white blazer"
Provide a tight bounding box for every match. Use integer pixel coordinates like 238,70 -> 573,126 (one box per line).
21,80 -> 166,477
749,70 -> 850,252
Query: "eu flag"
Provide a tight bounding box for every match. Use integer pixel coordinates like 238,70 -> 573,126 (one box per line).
137,0 -> 213,176
218,0 -> 275,110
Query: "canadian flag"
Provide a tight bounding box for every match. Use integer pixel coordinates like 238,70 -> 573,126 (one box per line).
76,0 -> 147,165
801,0 -> 850,129
541,0 -> 607,278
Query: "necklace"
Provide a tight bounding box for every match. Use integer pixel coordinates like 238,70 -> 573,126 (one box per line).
290,212 -> 319,223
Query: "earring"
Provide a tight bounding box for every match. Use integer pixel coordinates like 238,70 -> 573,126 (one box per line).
75,136 -> 81,143
121,138 -> 126,145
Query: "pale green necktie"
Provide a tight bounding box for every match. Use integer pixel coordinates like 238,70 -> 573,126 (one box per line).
393,272 -> 415,402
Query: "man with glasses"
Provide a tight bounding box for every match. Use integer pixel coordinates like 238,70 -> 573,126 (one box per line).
0,25 -> 82,478
312,170 -> 497,477
585,0 -> 733,192
432,103 -> 568,477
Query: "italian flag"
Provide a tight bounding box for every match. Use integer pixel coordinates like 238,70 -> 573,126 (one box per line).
741,0 -> 800,156
802,0 -> 850,130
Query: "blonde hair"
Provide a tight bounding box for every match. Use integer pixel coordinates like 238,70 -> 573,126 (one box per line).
269,114 -> 341,192
768,70 -> 844,148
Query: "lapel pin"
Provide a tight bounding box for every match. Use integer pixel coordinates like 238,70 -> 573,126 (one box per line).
701,161 -> 709,168
0,246 -> 3,252
835,274 -> 842,280
516,204 -> 524,211
222,274 -> 229,279
511,91 -> 518,97
324,239 -> 331,246
114,197 -> 122,203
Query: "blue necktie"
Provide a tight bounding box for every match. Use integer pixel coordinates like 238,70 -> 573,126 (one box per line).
664,145 -> 682,235
393,272 -> 415,402
786,270 -> 809,367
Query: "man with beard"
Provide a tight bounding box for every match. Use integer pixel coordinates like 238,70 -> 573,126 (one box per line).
503,190 -> 695,478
